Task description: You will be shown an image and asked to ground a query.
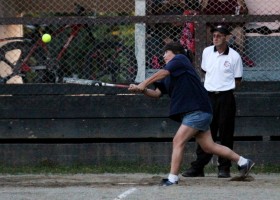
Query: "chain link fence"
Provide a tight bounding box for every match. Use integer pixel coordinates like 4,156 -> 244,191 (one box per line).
0,0 -> 280,85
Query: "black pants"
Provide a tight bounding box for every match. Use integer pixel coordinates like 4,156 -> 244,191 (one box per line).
191,90 -> 236,171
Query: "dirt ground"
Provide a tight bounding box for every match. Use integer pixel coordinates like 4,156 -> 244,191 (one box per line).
0,173 -> 279,200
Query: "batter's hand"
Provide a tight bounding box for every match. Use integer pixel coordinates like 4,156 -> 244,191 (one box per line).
128,84 -> 141,93
136,82 -> 147,92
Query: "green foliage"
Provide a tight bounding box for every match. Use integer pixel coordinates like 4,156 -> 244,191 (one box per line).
0,162 -> 168,175
22,20 -> 135,81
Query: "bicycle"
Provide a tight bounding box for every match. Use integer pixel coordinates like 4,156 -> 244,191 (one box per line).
0,4 -> 137,84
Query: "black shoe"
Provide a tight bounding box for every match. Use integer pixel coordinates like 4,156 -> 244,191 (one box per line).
182,168 -> 205,177
159,178 -> 178,186
218,169 -> 231,178
238,159 -> 255,177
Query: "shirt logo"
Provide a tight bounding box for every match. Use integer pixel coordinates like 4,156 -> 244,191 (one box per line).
224,61 -> 231,68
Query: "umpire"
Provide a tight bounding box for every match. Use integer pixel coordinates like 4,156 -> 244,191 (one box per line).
182,25 -> 243,178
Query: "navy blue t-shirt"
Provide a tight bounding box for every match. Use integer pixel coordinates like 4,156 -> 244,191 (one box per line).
155,54 -> 212,122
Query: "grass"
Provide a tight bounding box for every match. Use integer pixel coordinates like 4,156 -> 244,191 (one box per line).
0,162 -> 280,175
0,162 -> 168,175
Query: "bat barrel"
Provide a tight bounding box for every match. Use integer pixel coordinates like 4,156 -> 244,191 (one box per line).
102,83 -> 129,88
63,77 -> 129,88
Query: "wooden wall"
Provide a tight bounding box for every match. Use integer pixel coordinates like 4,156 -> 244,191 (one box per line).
0,82 -> 279,167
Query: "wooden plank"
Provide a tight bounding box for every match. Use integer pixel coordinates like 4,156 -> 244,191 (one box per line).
0,118 -> 178,139
0,117 -> 279,139
236,81 -> 280,92
0,84 -> 130,95
0,141 -> 279,166
235,93 -> 280,116
235,117 -> 280,137
0,95 -> 169,118
0,93 -> 280,118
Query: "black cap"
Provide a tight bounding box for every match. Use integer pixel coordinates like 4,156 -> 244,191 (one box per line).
211,25 -> 231,35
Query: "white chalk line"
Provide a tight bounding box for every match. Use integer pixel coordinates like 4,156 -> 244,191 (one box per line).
113,187 -> 138,200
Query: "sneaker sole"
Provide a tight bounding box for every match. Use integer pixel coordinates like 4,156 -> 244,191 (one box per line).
160,183 -> 177,186
244,162 -> 255,177
160,179 -> 178,186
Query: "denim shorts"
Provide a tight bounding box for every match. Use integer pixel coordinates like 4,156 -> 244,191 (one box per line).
181,111 -> 213,132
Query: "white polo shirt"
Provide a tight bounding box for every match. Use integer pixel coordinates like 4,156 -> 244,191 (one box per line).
201,45 -> 243,92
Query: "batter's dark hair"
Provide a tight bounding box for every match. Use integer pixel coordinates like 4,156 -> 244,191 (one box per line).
163,42 -> 193,63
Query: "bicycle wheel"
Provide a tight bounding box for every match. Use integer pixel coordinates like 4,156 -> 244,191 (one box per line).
0,40 -> 57,83
0,40 -> 30,79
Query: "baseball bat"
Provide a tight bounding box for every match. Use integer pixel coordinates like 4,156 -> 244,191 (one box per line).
63,77 -> 129,88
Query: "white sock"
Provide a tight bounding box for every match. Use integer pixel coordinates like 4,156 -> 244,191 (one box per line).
168,174 -> 179,183
238,156 -> 248,166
